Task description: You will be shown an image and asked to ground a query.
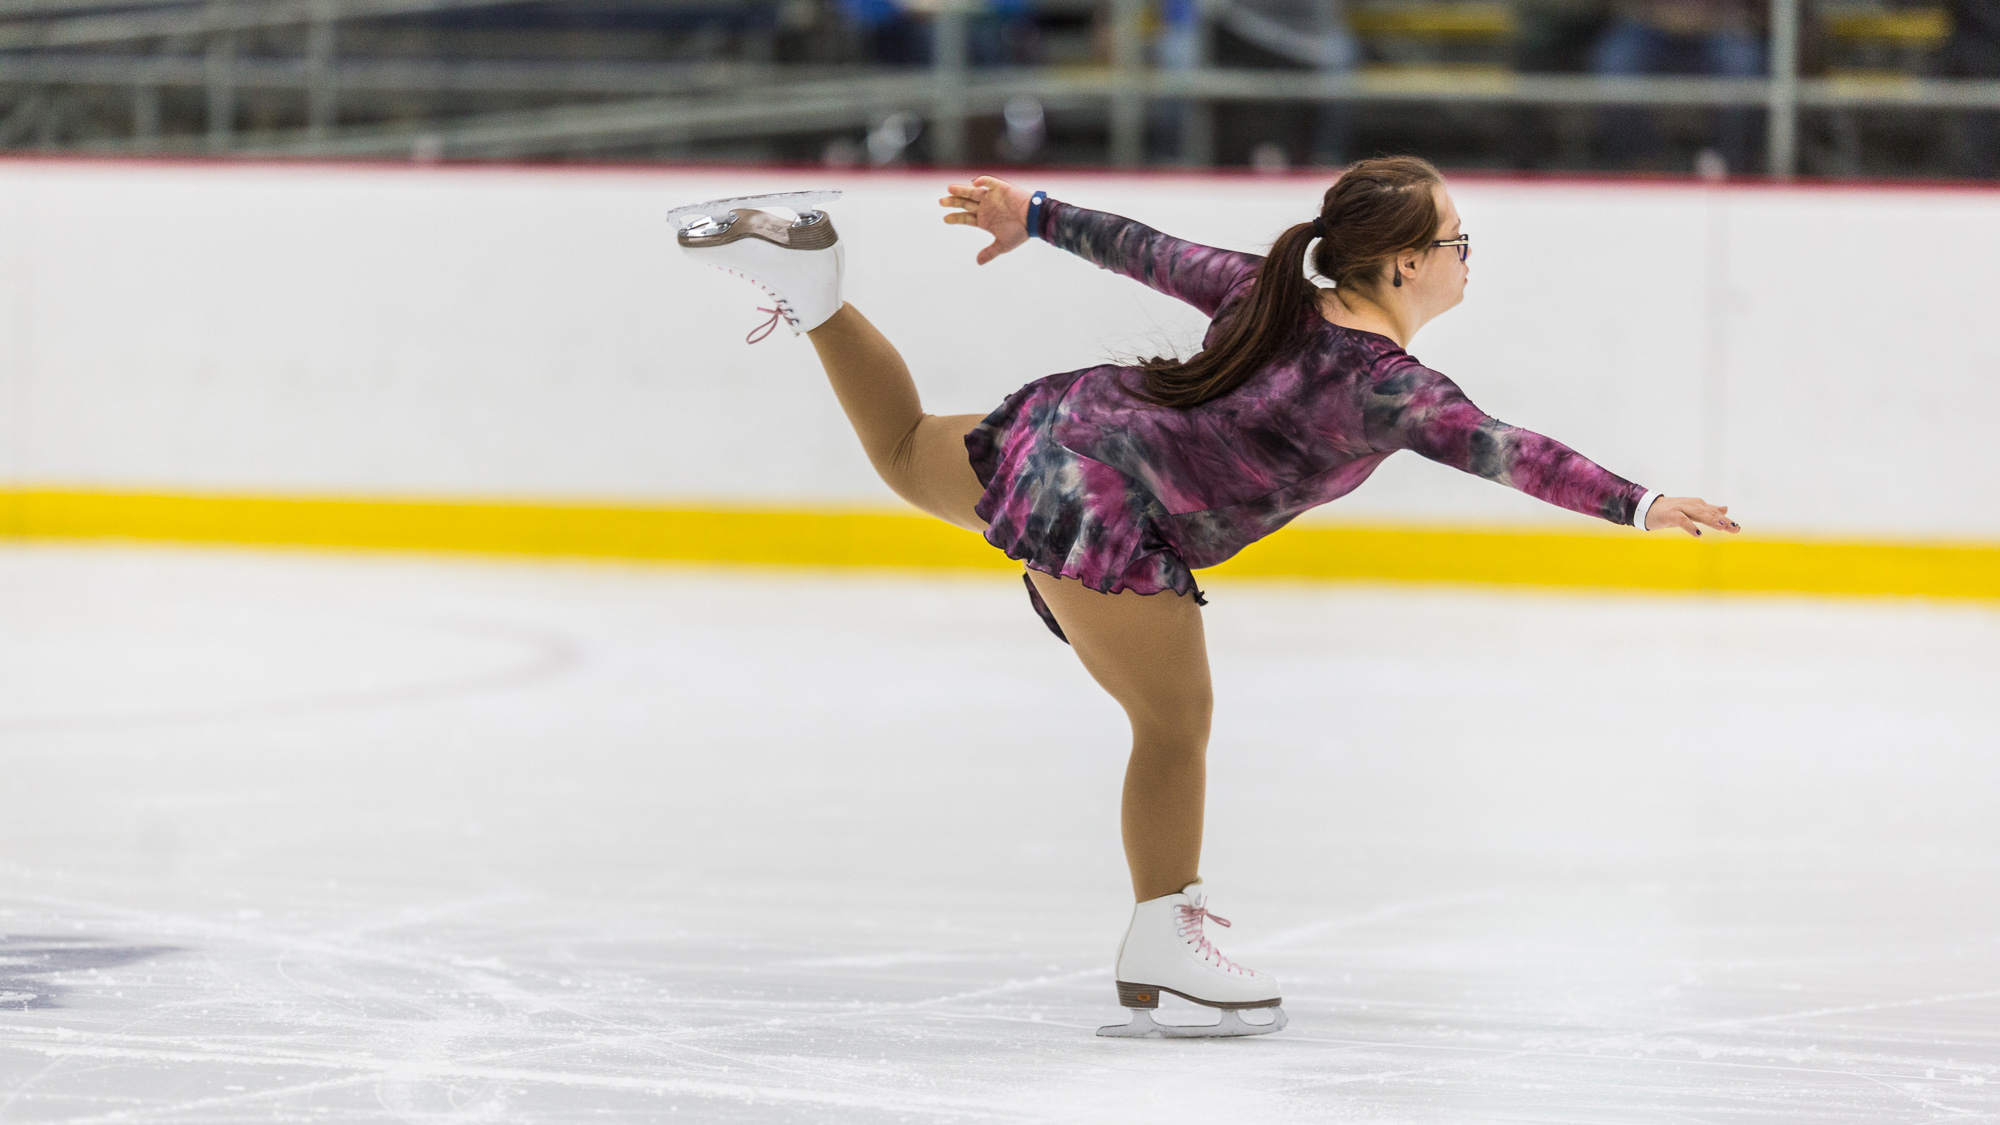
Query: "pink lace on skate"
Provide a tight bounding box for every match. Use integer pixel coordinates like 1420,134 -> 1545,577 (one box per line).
747,306 -> 785,344
1176,901 -> 1250,975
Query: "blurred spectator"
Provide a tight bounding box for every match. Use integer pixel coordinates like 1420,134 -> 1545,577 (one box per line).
1214,0 -> 1358,163
1589,0 -> 1764,171
1945,0 -> 2000,175
1158,0 -> 1207,70
973,0 -> 1039,64
836,0 -> 1035,66
1509,0 -> 1609,168
1517,0 -> 1614,72
839,0 -> 933,64
1155,0 -> 1207,161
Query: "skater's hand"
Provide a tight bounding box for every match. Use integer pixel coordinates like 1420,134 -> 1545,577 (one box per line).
940,175 -> 1032,265
1646,497 -> 1740,537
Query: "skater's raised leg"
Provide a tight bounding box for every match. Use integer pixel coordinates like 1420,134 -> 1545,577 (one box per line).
805,305 -> 988,532
676,200 -> 988,532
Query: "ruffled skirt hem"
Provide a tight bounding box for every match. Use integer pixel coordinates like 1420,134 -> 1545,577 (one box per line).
965,370 -> 1204,643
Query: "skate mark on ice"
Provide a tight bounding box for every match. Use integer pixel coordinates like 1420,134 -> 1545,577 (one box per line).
1272,1032 -> 1998,1125
0,935 -> 179,1011
220,911 -> 1029,1111
2,923 -> 1038,1123
1648,987 -> 2000,1038
0,936 -> 188,1118
926,1009 -> 1103,1032
4,1037 -> 1027,1121
779,951 -> 996,969
1281,986 -> 2000,1093
1845,1067 -> 1991,1119
1235,889 -> 1509,954
17,1067 -> 402,1125
0,614 -> 581,733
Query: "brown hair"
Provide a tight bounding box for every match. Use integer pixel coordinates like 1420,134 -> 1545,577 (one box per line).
1133,155 -> 1445,409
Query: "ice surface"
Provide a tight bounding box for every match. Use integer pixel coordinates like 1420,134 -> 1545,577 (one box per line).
1,543 -> 1996,1123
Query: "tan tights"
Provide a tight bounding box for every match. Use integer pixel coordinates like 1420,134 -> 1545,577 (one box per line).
808,304 -> 1209,902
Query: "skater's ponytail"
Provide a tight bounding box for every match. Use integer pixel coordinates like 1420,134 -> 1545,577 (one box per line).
1134,155 -> 1444,409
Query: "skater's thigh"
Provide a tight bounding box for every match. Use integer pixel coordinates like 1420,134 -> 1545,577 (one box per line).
1027,572 -> 1212,737
891,412 -> 989,533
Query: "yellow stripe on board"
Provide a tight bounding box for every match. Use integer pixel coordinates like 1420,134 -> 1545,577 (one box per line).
1209,521 -> 2000,601
3,488 -> 1997,602
0,489 -> 1016,572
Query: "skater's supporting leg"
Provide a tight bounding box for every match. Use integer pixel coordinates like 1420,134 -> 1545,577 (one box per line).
806,304 -> 988,532
1027,572 -> 1210,902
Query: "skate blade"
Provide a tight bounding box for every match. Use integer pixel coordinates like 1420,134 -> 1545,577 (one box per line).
667,190 -> 843,231
1095,1006 -> 1288,1039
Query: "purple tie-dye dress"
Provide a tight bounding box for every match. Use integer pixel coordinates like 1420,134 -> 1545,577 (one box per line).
965,198 -> 1650,642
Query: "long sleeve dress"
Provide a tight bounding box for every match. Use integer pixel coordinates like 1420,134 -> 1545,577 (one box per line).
964,198 -> 1651,642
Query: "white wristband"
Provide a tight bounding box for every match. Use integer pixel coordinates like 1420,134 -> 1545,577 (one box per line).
1633,490 -> 1664,531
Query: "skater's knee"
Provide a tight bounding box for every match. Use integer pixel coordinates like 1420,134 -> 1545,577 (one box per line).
857,412 -> 988,533
1129,683 -> 1211,737
1128,708 -> 1211,762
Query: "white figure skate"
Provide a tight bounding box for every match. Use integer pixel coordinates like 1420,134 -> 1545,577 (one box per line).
1097,880 -> 1288,1038
670,190 -> 845,342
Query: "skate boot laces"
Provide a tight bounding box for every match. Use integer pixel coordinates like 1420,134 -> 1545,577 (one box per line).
701,261 -> 799,343
1176,902 -> 1250,976
747,306 -> 787,344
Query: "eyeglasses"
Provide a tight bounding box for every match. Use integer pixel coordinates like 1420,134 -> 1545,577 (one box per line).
1430,234 -> 1470,262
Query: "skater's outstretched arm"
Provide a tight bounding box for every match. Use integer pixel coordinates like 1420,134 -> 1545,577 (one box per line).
1364,359 -> 1740,536
941,176 -> 1262,317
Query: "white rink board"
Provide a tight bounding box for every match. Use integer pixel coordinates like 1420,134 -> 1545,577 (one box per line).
0,160 -> 1995,539
1,544 -> 1997,1122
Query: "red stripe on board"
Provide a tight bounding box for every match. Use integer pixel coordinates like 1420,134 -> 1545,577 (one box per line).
5,151 -> 2000,198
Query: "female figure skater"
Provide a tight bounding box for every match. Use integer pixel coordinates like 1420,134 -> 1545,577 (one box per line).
673,156 -> 1739,1038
